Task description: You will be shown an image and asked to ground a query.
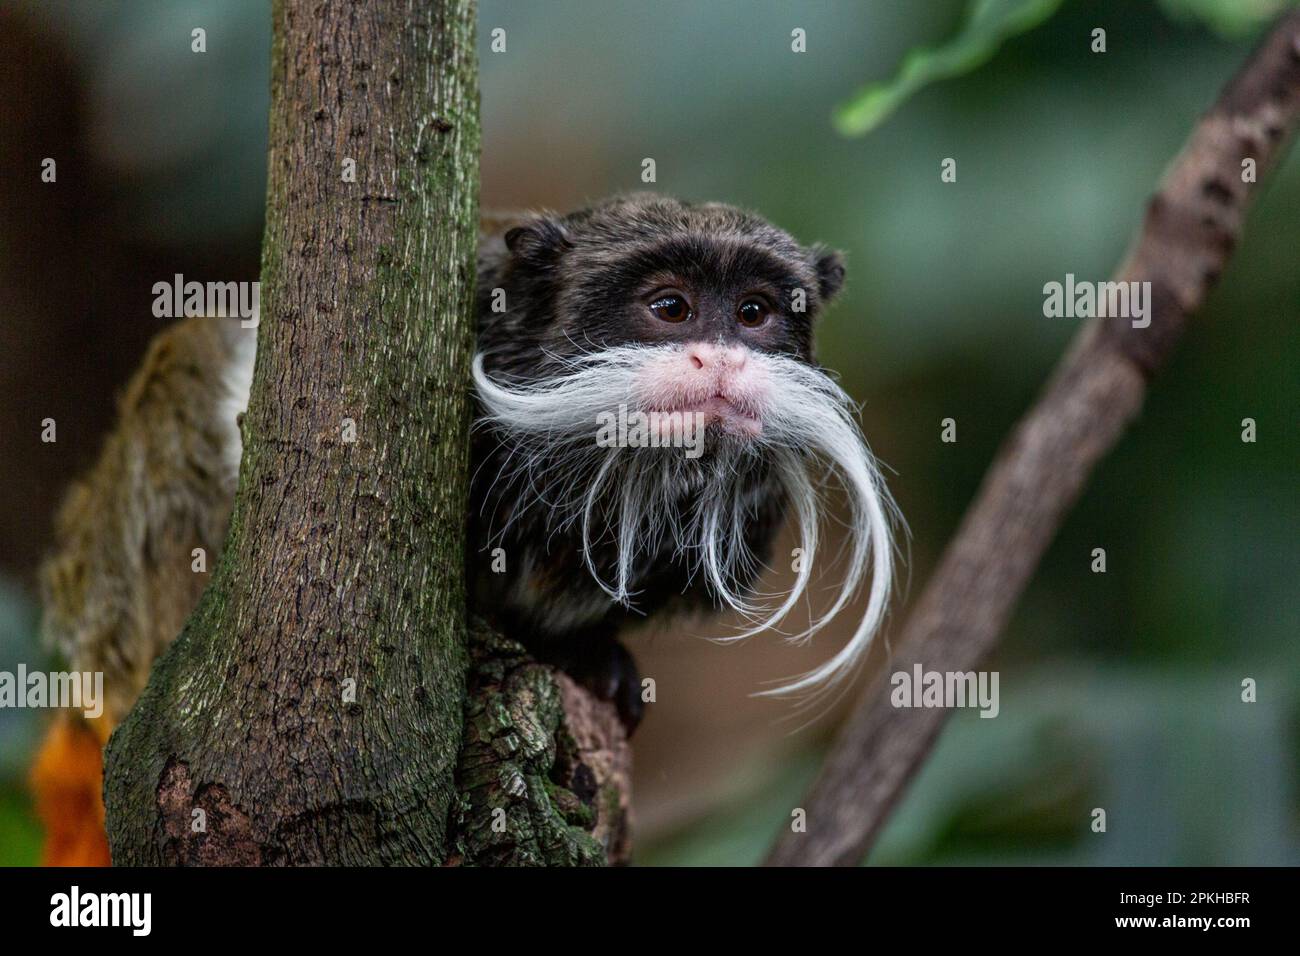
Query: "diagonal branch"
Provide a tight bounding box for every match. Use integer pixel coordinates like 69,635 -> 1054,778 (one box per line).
766,10 -> 1300,868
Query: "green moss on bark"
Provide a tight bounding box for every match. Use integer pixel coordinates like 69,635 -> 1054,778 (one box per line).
449,621 -> 630,866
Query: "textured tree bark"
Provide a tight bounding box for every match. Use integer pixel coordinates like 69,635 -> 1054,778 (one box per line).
448,619 -> 632,866
766,10 -> 1300,868
103,0 -> 629,867
103,0 -> 483,865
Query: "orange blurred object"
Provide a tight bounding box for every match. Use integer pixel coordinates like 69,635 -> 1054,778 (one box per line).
29,717 -> 112,867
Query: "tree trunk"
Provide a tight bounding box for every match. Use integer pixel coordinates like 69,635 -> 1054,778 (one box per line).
103,0 -> 481,866
104,0 -> 631,868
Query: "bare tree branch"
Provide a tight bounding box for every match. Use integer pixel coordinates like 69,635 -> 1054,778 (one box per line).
766,10 -> 1300,868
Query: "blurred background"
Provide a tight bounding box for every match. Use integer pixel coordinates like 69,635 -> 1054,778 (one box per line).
0,0 -> 1295,865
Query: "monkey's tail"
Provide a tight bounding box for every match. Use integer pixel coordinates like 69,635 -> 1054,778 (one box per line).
29,715 -> 112,866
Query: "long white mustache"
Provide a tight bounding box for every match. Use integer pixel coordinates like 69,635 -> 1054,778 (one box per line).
472,344 -> 897,699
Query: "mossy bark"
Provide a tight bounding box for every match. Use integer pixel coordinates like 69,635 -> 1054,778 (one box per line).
449,620 -> 632,866
103,0 -> 481,865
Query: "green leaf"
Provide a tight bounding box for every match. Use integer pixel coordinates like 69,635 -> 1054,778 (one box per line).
833,0 -> 1065,137
1156,0 -> 1298,39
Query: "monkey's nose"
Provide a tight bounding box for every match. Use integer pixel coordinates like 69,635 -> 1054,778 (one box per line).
685,343 -> 748,372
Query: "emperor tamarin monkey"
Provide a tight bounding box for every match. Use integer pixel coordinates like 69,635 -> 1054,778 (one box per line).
31,194 -> 896,864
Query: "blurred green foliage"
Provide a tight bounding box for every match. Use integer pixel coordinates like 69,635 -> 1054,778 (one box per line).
0,581 -> 41,865
834,0 -> 1296,137
643,669 -> 1298,865
834,0 -> 1065,137
1157,0 -> 1298,37
0,790 -> 40,867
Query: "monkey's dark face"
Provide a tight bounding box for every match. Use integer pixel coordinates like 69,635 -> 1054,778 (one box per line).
481,194 -> 845,440
487,195 -> 843,359
557,232 -> 838,365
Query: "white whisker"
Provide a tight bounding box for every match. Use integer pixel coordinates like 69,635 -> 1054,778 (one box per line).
471,343 -> 898,697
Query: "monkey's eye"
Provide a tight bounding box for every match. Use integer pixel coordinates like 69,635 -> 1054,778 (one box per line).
737,298 -> 770,328
648,291 -> 692,323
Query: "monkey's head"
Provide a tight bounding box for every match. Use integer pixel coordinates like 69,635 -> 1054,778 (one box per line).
479,193 -> 844,393
475,195 -> 895,698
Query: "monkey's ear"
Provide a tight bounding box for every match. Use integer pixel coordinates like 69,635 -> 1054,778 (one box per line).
812,246 -> 846,303
504,217 -> 572,265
